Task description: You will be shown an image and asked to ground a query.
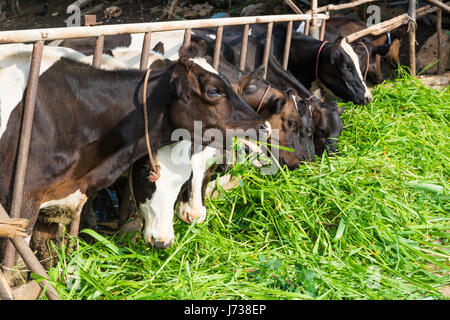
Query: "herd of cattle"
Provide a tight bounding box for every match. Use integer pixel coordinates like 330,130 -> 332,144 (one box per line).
0,16 -> 404,264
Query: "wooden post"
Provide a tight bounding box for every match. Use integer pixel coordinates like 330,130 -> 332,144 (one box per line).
437,9 -> 443,73
213,26 -> 223,71
262,22 -> 273,79
282,20 -> 293,70
310,0 -> 320,39
182,28 -> 191,48
320,18 -> 326,41
0,269 -> 13,300
139,32 -> 152,70
304,19 -> 310,36
408,0 -> 417,75
239,24 -> 250,71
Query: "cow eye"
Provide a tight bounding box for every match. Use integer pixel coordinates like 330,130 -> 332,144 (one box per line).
288,120 -> 298,131
207,88 -> 222,97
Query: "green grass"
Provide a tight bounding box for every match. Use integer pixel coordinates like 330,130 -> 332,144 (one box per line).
40,68 -> 449,300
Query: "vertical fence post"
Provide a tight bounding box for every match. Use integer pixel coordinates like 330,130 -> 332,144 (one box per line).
3,40 -> 45,271
239,24 -> 250,71
140,32 -> 152,70
436,9 -> 443,74
408,0 -> 417,75
92,35 -> 104,68
262,22 -> 273,79
319,18 -> 326,41
183,28 -> 192,48
310,0 -> 320,39
213,26 -> 223,71
282,20 -> 293,70
304,19 -> 310,36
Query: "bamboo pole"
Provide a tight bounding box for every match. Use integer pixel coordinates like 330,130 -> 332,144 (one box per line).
0,14 -> 327,44
346,2 -> 448,42
213,26 -> 223,71
284,0 -> 303,14
282,20 -> 293,70
310,0 -> 320,40
423,0 -> 450,14
437,9 -> 443,73
139,32 -> 152,70
239,24 -> 250,71
0,269 -> 13,300
182,28 -> 191,48
262,22 -> 273,79
409,0 -> 417,75
314,0 -> 380,13
92,35 -> 104,68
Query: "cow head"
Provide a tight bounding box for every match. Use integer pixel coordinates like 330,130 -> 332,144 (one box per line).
234,66 -> 315,169
309,99 -> 345,156
168,42 -> 271,146
352,38 -> 390,84
319,36 -> 372,105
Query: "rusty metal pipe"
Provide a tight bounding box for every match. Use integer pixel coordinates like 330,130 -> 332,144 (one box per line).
0,204 -> 59,300
239,24 -> 250,71
262,22 -> 273,79
3,41 -> 44,270
213,26 -> 223,71
282,20 -> 293,70
92,35 -> 104,68
140,32 -> 152,70
320,19 -> 326,41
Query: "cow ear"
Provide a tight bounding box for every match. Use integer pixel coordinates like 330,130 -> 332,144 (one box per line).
170,74 -> 191,104
152,41 -> 165,55
372,44 -> 390,57
330,37 -> 344,64
268,96 -> 286,115
238,65 -> 265,91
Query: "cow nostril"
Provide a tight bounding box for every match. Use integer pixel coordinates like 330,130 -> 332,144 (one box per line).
153,240 -> 173,249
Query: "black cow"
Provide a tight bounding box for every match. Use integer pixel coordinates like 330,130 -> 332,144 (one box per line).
0,43 -> 269,257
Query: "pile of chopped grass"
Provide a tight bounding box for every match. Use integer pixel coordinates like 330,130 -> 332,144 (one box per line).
41,68 -> 449,300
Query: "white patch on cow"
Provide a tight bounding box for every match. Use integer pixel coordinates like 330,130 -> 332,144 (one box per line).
190,57 -> 219,75
40,189 -> 87,211
295,22 -> 305,34
339,38 -> 372,100
112,30 -> 185,61
0,44 -> 86,140
78,53 -> 129,70
140,140 -> 192,247
249,28 -> 253,36
176,146 -> 217,224
207,34 -> 216,40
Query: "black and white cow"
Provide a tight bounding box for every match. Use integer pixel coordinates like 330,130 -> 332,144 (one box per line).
0,43 -> 269,255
